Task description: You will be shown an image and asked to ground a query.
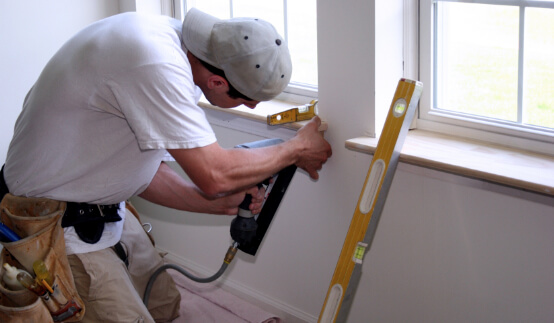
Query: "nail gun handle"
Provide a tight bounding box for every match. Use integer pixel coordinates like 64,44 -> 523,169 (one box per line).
238,194 -> 253,212
238,181 -> 266,212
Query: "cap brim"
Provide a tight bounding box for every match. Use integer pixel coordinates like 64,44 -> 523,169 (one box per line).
182,8 -> 221,68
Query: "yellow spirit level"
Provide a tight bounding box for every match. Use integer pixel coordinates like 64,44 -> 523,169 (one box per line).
318,79 -> 423,323
267,100 -> 318,125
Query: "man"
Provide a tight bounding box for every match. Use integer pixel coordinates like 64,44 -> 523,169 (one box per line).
1,8 -> 331,322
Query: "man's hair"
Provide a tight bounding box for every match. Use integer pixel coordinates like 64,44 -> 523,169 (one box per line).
198,59 -> 254,101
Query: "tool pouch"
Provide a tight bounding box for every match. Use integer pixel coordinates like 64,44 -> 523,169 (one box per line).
0,250 -> 54,323
0,193 -> 85,322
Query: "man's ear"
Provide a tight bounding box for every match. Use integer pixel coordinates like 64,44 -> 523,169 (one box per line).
206,75 -> 229,92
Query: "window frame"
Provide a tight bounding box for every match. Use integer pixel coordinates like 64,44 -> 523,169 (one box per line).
417,0 -> 554,155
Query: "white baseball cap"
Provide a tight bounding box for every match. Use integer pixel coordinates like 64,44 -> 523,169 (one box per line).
182,8 -> 292,102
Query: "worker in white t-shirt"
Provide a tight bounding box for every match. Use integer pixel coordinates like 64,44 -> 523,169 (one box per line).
2,8 -> 331,322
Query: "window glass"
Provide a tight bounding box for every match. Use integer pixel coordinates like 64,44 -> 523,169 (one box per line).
286,0 -> 318,86
430,0 -> 554,133
435,3 -> 519,122
524,7 -> 554,128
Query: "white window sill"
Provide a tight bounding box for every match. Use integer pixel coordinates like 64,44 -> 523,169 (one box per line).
346,130 -> 554,197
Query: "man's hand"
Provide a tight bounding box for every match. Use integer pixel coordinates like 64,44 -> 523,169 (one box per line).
201,185 -> 266,215
246,185 -> 266,214
291,116 -> 332,179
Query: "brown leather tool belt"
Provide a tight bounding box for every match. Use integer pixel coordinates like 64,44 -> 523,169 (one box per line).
1,165 -> 121,244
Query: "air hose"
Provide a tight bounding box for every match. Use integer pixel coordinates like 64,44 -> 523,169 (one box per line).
143,243 -> 238,307
143,195 -> 255,307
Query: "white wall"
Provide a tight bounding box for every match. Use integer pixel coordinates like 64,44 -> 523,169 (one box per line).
0,1 -> 120,163
2,1 -> 553,323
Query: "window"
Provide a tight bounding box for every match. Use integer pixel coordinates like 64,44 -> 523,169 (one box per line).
419,0 -> 554,153
178,0 -> 318,99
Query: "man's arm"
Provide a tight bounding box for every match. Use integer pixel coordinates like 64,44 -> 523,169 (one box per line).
168,116 -> 332,198
138,162 -> 265,215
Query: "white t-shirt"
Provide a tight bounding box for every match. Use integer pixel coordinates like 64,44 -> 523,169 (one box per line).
4,13 -> 217,254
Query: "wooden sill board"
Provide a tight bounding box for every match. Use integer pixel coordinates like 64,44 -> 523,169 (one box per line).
346,130 -> 554,197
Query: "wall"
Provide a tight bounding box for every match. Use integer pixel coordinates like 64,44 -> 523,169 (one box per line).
0,0 -> 120,163
1,1 -> 553,323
